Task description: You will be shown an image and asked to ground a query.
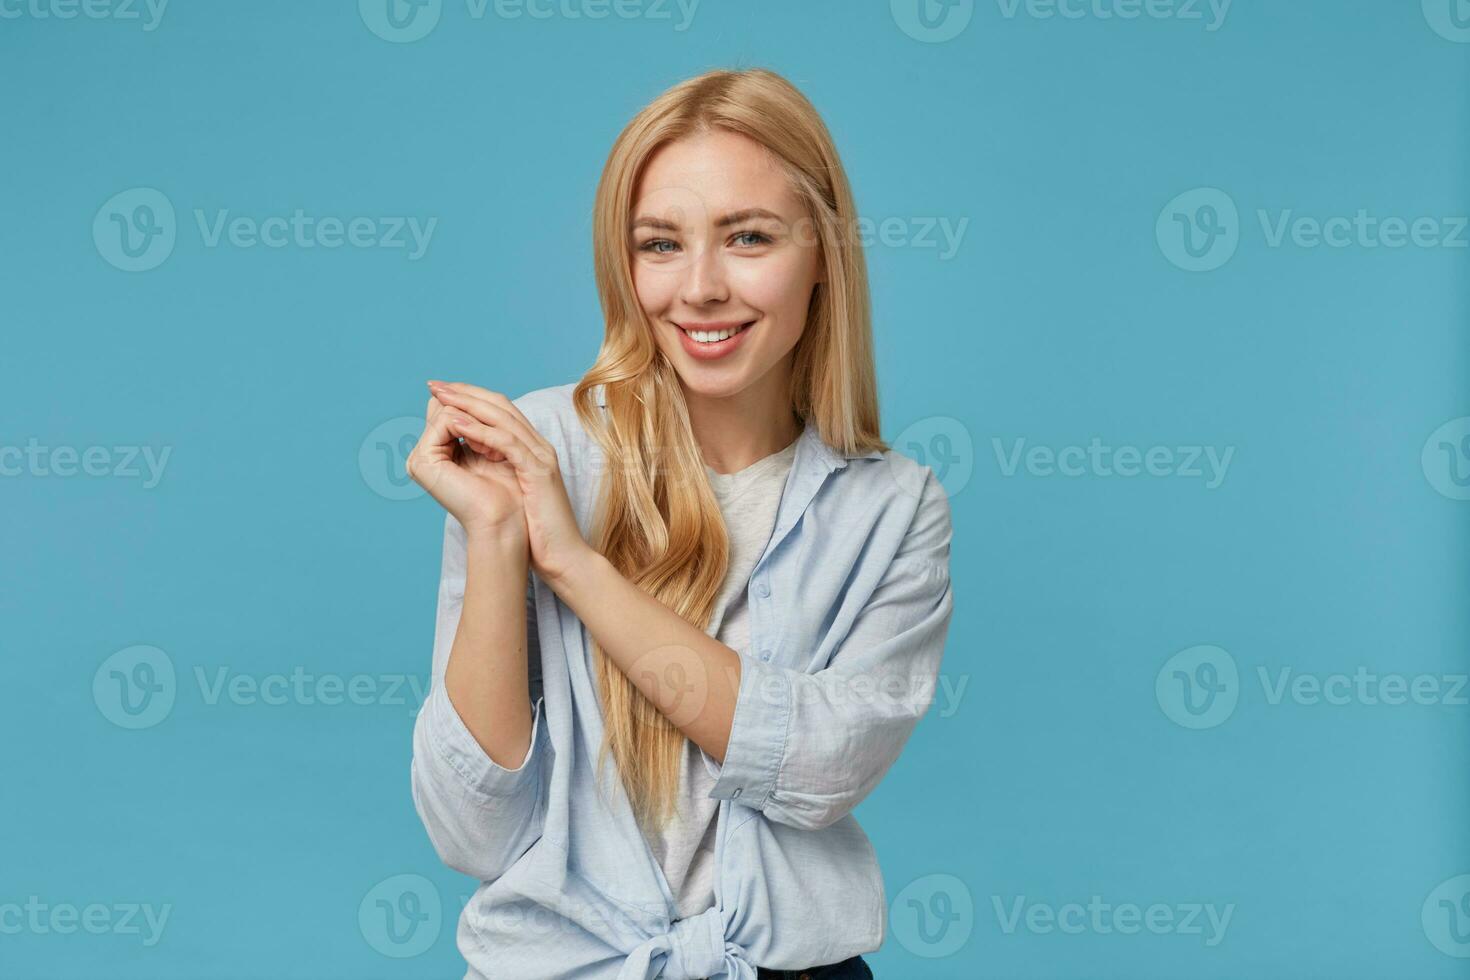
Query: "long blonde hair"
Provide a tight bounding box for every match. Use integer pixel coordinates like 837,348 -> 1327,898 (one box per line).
570,66 -> 886,831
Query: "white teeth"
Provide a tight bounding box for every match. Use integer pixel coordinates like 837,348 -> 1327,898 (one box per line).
686,323 -> 749,343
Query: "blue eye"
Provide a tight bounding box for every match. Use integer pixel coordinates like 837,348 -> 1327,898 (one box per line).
637,230 -> 772,254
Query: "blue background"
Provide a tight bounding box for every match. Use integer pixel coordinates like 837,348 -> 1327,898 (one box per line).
3,1 -> 1468,977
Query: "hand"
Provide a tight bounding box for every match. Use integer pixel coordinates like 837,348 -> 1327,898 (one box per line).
405,387 -> 528,542
425,380 -> 594,584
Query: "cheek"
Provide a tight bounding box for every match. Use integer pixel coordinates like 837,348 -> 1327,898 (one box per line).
728,257 -> 814,317
631,264 -> 671,314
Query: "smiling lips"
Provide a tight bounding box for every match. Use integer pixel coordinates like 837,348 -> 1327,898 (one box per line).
675,319 -> 756,360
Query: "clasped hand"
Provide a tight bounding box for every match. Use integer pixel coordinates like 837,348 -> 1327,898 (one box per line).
405,380 -> 592,585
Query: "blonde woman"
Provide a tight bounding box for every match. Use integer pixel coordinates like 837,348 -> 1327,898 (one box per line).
407,67 -> 955,980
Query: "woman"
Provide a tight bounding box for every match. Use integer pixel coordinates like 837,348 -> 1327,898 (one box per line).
407,67 -> 955,980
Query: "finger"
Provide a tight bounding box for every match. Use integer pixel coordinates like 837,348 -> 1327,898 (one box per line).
427,391 -> 508,462
406,396 -> 464,483
420,395 -> 467,452
421,395 -> 458,447
431,385 -> 533,440
459,430 -> 504,460
444,413 -> 534,469
424,391 -> 464,428
434,383 -> 550,452
431,387 -> 548,465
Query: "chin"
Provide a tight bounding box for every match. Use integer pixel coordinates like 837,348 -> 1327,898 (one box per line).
678,372 -> 759,399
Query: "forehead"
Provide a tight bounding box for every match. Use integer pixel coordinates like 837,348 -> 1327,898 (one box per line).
632,130 -> 800,219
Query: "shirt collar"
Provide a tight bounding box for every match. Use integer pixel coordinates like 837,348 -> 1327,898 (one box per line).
799,418 -> 885,472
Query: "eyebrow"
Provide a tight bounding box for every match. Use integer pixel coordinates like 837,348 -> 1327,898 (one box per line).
631,207 -> 784,232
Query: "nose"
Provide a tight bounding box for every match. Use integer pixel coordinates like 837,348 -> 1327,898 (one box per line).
678,241 -> 729,307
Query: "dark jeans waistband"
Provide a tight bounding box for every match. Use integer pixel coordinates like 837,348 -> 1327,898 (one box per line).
754,953 -> 872,980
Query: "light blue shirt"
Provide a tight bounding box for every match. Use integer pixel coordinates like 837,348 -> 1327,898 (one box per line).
410,381 -> 955,979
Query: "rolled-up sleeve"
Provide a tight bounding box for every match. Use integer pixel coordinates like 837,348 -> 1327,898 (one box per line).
701,467 -> 955,831
409,513 -> 551,880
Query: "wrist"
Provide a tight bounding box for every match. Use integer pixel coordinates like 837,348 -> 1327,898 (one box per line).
463,522 -> 528,556
544,546 -> 605,599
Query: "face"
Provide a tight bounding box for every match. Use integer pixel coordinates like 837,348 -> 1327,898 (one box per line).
629,129 -> 824,404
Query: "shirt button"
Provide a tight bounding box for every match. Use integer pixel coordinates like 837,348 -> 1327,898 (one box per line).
732,787 -> 742,798
760,650 -> 771,661
756,580 -> 770,598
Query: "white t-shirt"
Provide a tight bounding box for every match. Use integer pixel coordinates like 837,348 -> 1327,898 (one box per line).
641,428 -> 802,921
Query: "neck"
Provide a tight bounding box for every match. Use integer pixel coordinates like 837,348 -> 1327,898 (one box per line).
684,373 -> 803,476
